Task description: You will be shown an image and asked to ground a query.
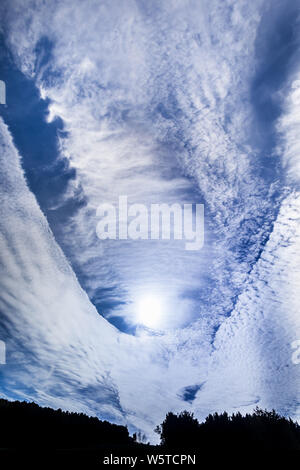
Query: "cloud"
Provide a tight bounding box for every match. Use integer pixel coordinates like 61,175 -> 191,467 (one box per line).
0,117 -> 208,439
192,192 -> 300,419
277,75 -> 300,184
0,0 -> 266,322
0,0 -> 299,439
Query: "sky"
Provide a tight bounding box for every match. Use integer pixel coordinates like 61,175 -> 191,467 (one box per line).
0,0 -> 299,440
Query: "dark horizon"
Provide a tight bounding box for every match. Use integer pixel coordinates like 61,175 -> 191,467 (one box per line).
1,398 -> 299,453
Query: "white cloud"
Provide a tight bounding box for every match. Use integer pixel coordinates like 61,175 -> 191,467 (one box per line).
1,0 -> 267,322
277,73 -> 300,183
0,0 -> 299,439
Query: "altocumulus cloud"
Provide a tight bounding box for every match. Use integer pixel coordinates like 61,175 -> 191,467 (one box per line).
0,0 -> 299,439
0,118 -> 204,437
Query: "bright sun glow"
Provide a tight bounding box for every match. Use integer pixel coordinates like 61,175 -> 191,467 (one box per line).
136,294 -> 164,329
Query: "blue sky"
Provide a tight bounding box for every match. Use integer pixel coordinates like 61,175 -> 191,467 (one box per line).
0,0 -> 299,440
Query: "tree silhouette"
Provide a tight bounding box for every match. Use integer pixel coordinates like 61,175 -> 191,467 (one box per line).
155,411 -> 200,448
0,398 -> 299,464
155,408 -> 300,451
0,398 -> 131,449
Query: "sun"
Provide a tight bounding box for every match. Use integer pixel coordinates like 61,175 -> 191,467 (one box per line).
136,294 -> 164,329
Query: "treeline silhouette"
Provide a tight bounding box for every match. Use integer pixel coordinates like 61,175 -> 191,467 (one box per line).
155,408 -> 300,451
0,398 -> 299,465
0,398 -> 130,448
